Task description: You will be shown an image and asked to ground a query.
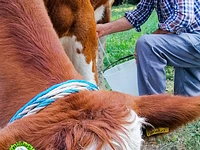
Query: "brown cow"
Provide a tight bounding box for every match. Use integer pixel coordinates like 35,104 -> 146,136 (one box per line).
43,0 -> 98,85
0,0 -> 200,150
43,0 -> 114,85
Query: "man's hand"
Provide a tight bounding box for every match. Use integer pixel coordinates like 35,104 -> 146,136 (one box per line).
96,24 -> 106,38
153,29 -> 173,34
96,17 -> 133,38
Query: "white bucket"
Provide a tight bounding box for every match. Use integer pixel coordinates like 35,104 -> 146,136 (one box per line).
103,58 -> 139,96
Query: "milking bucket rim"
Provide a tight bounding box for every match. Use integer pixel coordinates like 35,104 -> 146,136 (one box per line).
103,54 -> 134,72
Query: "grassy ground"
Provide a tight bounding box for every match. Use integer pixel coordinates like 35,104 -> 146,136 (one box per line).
103,4 -> 200,150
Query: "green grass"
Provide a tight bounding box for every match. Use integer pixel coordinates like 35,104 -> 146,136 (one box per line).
156,121 -> 200,150
103,4 -> 200,149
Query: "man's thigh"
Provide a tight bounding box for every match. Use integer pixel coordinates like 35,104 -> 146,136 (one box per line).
140,32 -> 200,68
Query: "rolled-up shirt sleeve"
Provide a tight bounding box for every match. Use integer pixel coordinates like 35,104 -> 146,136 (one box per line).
124,0 -> 154,32
159,0 -> 195,34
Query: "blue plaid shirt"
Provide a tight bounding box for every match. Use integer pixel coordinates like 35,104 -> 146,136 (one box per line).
125,0 -> 200,34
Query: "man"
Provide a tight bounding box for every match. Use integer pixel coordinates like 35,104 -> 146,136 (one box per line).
96,0 -> 200,96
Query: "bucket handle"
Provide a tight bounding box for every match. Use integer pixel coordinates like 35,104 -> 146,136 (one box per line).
103,54 -> 134,72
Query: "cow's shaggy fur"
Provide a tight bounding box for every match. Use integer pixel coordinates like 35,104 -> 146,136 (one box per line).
0,0 -> 200,150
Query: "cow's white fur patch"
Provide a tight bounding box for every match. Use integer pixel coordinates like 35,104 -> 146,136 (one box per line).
94,5 -> 105,22
60,36 -> 96,84
86,110 -> 145,150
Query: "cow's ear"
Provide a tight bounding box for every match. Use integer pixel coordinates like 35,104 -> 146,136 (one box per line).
130,95 -> 200,132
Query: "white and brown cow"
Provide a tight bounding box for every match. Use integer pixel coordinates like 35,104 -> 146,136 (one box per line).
44,0 -> 114,85
0,0 -> 200,150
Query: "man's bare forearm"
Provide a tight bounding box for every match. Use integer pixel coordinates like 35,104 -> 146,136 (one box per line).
96,17 -> 133,37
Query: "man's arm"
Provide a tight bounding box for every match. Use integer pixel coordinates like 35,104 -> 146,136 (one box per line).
96,0 -> 154,37
96,17 -> 133,37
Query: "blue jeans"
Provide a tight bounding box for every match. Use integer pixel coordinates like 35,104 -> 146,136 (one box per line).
136,31 -> 200,96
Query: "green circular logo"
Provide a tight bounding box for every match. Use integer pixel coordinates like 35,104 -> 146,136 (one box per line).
9,141 -> 35,150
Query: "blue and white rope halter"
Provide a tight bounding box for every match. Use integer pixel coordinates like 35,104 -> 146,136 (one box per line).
9,80 -> 99,123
